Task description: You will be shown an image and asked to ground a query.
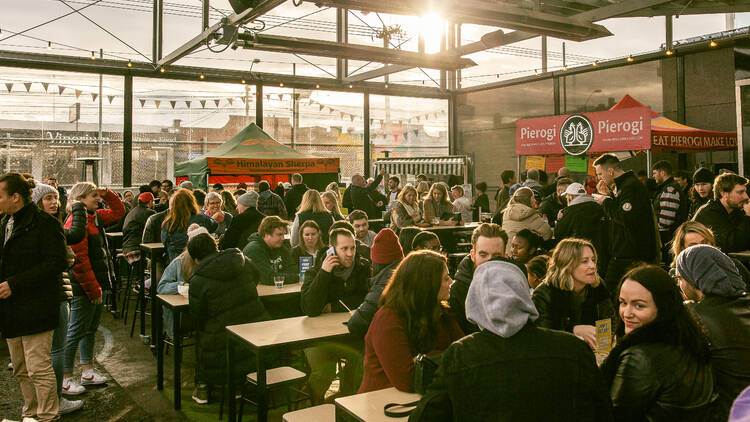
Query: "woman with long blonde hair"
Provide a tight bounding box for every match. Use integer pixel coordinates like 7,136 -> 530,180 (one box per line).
532,238 -> 613,350
422,183 -> 457,226
391,184 -> 429,229
321,190 -> 345,221
290,189 -> 335,247
161,188 -> 217,262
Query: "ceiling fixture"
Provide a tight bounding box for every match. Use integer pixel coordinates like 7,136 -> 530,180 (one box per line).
47,41 -> 52,50
592,60 -> 599,67
159,67 -> 166,73
241,79 -> 246,84
315,84 -> 320,89
627,55 -> 634,62
710,40 -> 718,47
127,60 -> 133,67
665,49 -> 674,55
280,82 -> 284,87
90,51 -> 96,60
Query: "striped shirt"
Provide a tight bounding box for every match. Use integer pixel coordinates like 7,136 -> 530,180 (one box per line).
657,185 -> 681,230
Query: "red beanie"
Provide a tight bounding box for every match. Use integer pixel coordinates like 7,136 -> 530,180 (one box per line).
138,192 -> 154,203
370,228 -> 404,265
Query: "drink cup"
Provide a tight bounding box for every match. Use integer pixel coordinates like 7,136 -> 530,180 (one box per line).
432,217 -> 440,225
274,275 -> 284,289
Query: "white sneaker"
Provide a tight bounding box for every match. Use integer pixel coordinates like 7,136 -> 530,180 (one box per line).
62,377 -> 86,395
59,397 -> 84,415
7,361 -> 12,370
80,369 -> 106,386
22,418 -> 40,422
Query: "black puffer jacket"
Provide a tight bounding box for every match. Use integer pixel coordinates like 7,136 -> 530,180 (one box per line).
122,203 -> 155,255
0,202 -> 68,339
64,202 -> 88,246
412,324 -> 613,422
693,199 -> 750,253
601,322 -> 715,422
687,294 -> 750,421
188,249 -> 270,385
284,183 -> 308,215
554,198 -> 605,254
142,209 -> 168,244
301,255 -> 371,316
532,282 -> 613,333
347,259 -> 400,339
218,206 -> 265,251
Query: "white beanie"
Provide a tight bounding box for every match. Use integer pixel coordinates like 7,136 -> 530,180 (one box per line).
32,183 -> 58,204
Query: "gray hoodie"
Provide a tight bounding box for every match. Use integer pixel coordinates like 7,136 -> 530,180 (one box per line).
466,260 -> 539,338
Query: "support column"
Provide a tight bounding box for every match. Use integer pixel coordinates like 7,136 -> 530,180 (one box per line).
152,0 -> 158,63
541,36 -> 548,72
256,84 -> 263,128
364,92 -> 371,178
336,8 -> 348,80
166,147 -> 174,181
123,74 -> 133,187
666,15 -> 673,51
202,0 -> 209,30
157,0 -> 164,60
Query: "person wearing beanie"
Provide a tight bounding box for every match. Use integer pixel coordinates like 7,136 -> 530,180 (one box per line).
218,190 -> 264,251
358,250 -> 463,394
177,180 -> 194,191
301,228 -> 372,403
689,167 -> 714,218
554,182 -> 606,270
413,260 -> 613,421
348,228 -> 404,339
675,245 -> 750,421
121,190 -> 156,265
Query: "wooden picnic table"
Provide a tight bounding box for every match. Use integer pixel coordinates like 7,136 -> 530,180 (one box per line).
335,387 -> 422,422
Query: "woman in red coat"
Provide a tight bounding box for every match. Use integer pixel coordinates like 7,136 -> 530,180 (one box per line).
358,250 -> 464,393
62,182 -> 125,395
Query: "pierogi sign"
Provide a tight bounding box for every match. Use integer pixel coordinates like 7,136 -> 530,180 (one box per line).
516,107 -> 651,155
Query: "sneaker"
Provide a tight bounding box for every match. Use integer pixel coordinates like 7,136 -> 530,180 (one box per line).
80,369 -> 106,386
7,361 -> 12,370
192,384 -> 209,404
59,397 -> 84,415
62,377 -> 86,395
22,418 -> 40,422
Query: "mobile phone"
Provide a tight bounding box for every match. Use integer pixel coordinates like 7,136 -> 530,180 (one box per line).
326,246 -> 336,256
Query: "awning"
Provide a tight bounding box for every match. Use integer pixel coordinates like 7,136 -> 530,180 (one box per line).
374,156 -> 468,176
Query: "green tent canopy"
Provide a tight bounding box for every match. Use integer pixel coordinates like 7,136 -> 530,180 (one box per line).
174,123 -> 339,191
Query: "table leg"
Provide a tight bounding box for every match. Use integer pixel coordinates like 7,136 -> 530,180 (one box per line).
174,311 -> 182,410
256,350 -> 268,422
227,336 -> 236,422
156,299 -> 164,391
150,253 -> 158,348
139,257 -> 147,339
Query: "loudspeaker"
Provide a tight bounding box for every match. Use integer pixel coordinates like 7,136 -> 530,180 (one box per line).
228,0 -> 262,14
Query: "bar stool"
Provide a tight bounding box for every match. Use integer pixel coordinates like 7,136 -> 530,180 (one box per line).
117,253 -> 139,322
219,366 -> 309,421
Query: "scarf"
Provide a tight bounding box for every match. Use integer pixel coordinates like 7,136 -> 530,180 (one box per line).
398,200 -> 422,223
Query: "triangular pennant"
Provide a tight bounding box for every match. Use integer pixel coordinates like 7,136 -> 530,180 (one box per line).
139,99 -> 146,107
350,115 -> 355,122
264,94 -> 270,100
239,97 -> 245,105
414,129 -> 419,136
227,98 -> 233,105
91,93 -> 98,102
318,104 -> 324,111
23,83 -> 32,92
170,100 -> 176,109
107,95 -> 115,104
41,82 -> 49,92
398,120 -> 403,125
58,85 -> 65,95
185,101 -> 191,108
154,100 -> 161,109
328,108 -> 333,114
200,100 -> 206,108
379,120 -> 383,126
214,99 -> 220,107
5,83 -> 13,92
416,116 -> 421,122
339,112 -> 344,119
370,119 -> 374,126
75,89 -> 82,99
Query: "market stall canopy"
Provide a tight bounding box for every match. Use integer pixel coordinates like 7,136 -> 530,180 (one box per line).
609,95 -> 737,151
174,123 -> 340,178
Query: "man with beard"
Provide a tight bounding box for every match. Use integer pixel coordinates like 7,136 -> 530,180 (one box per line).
693,172 -> 750,253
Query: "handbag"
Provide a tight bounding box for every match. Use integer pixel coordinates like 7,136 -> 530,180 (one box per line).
382,352 -> 443,418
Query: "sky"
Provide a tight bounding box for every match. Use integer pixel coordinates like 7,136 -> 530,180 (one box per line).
0,0 -> 748,131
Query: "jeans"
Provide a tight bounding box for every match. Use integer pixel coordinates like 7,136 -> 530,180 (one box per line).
7,330 -> 59,422
64,296 -> 104,373
51,301 -> 69,396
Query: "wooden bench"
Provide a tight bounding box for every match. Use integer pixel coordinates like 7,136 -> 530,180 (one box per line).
283,404 -> 335,422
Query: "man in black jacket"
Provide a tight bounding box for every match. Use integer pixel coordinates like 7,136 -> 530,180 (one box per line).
122,192 -> 156,264
555,182 -> 607,270
675,245 -> 750,422
693,172 -> 750,253
413,260 -> 613,422
349,168 -> 386,219
284,173 -> 308,215
218,190 -> 265,251
539,177 -> 573,228
301,228 -> 371,403
0,173 -> 68,422
594,154 -> 659,298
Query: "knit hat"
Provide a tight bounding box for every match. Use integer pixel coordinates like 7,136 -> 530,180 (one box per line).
675,244 -> 746,297
212,183 -> 224,191
187,223 -> 209,240
693,167 -> 714,184
370,228 -> 404,265
466,260 -> 538,338
138,192 -> 154,203
563,182 -> 586,196
31,183 -> 57,204
178,180 -> 194,190
237,190 -> 259,208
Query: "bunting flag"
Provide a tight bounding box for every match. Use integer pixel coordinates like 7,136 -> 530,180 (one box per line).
185,101 -> 191,109
214,99 -> 220,107
107,95 -> 115,104
23,83 -> 31,92
154,100 -> 161,109
318,104 -> 324,111
91,93 -> 98,102
169,100 -> 176,109
239,97 -> 245,105
264,95 -> 270,100
227,98 -> 233,105
75,89 -> 82,99
200,100 -> 206,108
339,112 -> 345,119
58,85 -> 65,95
350,114 -> 355,122
41,82 -> 49,92
416,116 -> 421,122
4,83 -> 12,92
139,99 -> 146,107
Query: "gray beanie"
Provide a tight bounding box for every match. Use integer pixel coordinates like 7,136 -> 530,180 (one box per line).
675,244 -> 746,297
237,190 -> 259,208
32,183 -> 58,204
178,180 -> 194,190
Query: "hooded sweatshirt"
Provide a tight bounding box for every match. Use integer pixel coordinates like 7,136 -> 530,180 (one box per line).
466,260 -> 538,338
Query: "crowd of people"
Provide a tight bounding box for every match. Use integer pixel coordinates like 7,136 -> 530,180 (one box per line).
1,154 -> 750,421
